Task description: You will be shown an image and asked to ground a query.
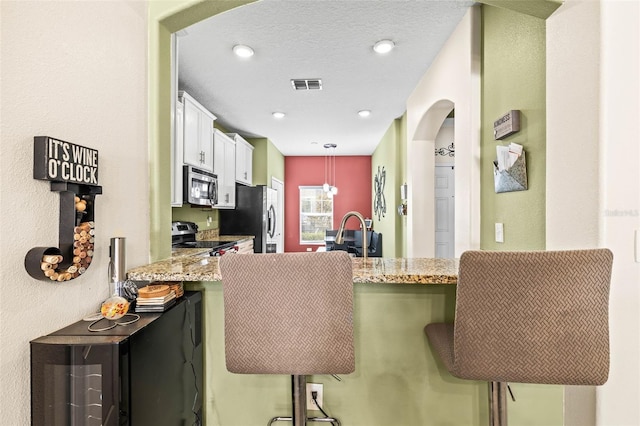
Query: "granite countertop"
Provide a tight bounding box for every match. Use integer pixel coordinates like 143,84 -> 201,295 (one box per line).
127,254 -> 458,285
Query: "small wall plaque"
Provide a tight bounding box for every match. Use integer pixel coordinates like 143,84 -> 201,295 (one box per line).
33,136 -> 99,185
493,110 -> 521,140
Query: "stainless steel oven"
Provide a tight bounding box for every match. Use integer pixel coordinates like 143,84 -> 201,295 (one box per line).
183,165 -> 218,207
171,221 -> 239,256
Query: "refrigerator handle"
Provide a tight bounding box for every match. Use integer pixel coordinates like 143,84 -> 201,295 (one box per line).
267,205 -> 276,238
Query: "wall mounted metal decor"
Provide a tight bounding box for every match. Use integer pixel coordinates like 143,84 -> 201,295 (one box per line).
435,142 -> 455,157
25,136 -> 102,282
493,143 -> 528,193
373,165 -> 386,221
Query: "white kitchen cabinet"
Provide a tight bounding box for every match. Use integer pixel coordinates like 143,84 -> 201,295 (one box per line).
227,133 -> 254,186
235,238 -> 254,254
213,129 -> 236,209
171,100 -> 184,206
179,91 -> 216,172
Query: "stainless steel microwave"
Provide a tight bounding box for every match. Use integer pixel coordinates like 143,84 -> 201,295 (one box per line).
183,165 -> 218,207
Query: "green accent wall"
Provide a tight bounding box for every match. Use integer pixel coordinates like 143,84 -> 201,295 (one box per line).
172,205 -> 219,231
188,282 -> 468,426
481,6 -> 561,421
188,281 -> 564,426
481,5 -> 547,251
371,116 -> 407,258
248,137 -> 285,187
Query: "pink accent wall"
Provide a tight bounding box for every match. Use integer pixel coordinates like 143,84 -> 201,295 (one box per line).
284,156 -> 372,252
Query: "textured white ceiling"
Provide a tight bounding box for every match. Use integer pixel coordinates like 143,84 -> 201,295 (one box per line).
178,0 -> 472,156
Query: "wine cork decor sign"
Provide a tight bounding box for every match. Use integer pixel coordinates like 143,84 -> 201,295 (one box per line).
25,136 -> 103,282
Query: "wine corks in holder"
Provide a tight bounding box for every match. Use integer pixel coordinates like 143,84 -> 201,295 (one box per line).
40,254 -> 66,281
71,221 -> 95,275
37,221 -> 95,282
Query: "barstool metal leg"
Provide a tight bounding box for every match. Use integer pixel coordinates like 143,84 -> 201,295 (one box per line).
268,375 -> 342,426
489,381 -> 507,426
292,375 -> 308,426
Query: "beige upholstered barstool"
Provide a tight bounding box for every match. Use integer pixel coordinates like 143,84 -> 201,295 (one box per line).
425,249 -> 613,426
219,251 -> 354,426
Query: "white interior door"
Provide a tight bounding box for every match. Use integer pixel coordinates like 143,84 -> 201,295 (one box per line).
271,177 -> 285,253
435,165 -> 455,258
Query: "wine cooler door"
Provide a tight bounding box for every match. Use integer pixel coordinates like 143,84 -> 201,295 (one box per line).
31,336 -> 129,426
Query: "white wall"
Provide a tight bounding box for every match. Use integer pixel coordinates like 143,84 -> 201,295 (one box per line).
547,0 -> 640,424
598,0 -> 640,424
0,1 -> 149,424
546,3 -> 602,424
406,5 -> 481,257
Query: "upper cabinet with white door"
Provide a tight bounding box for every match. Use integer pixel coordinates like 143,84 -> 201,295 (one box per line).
227,133 -> 254,186
213,129 -> 236,209
179,91 -> 216,172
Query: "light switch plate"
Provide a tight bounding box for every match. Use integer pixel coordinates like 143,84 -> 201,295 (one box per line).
495,223 -> 504,243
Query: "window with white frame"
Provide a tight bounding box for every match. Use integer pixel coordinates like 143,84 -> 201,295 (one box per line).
299,186 -> 333,244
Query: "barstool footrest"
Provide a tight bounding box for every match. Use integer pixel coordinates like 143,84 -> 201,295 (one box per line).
268,416 -> 341,425
309,417 -> 341,424
269,416 -> 292,425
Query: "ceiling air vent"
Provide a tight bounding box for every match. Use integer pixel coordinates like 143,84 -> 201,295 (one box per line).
291,79 -> 322,91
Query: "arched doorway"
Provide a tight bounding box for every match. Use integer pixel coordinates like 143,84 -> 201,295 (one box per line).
434,113 -> 455,258
407,99 -> 454,258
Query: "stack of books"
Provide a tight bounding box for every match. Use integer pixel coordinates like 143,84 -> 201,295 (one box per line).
168,282 -> 184,298
135,284 -> 176,313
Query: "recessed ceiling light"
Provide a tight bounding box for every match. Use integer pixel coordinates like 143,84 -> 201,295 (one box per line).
358,110 -> 371,118
373,39 -> 395,54
272,111 -> 285,119
233,44 -> 254,58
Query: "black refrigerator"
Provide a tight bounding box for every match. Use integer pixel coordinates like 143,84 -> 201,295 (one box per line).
219,185 -> 278,253
30,291 -> 203,426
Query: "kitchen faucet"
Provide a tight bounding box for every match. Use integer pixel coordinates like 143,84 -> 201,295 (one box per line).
335,211 -> 368,261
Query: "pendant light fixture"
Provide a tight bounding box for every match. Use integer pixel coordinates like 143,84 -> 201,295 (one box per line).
323,143 -> 338,197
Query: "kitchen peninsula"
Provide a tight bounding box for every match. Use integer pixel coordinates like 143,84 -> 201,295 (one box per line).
127,254 -> 458,284
125,254 -> 561,426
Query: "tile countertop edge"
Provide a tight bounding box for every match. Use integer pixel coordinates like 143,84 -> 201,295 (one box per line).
127,257 -> 458,285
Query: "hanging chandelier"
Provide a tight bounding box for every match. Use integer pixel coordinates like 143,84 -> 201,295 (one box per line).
323,143 -> 338,198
